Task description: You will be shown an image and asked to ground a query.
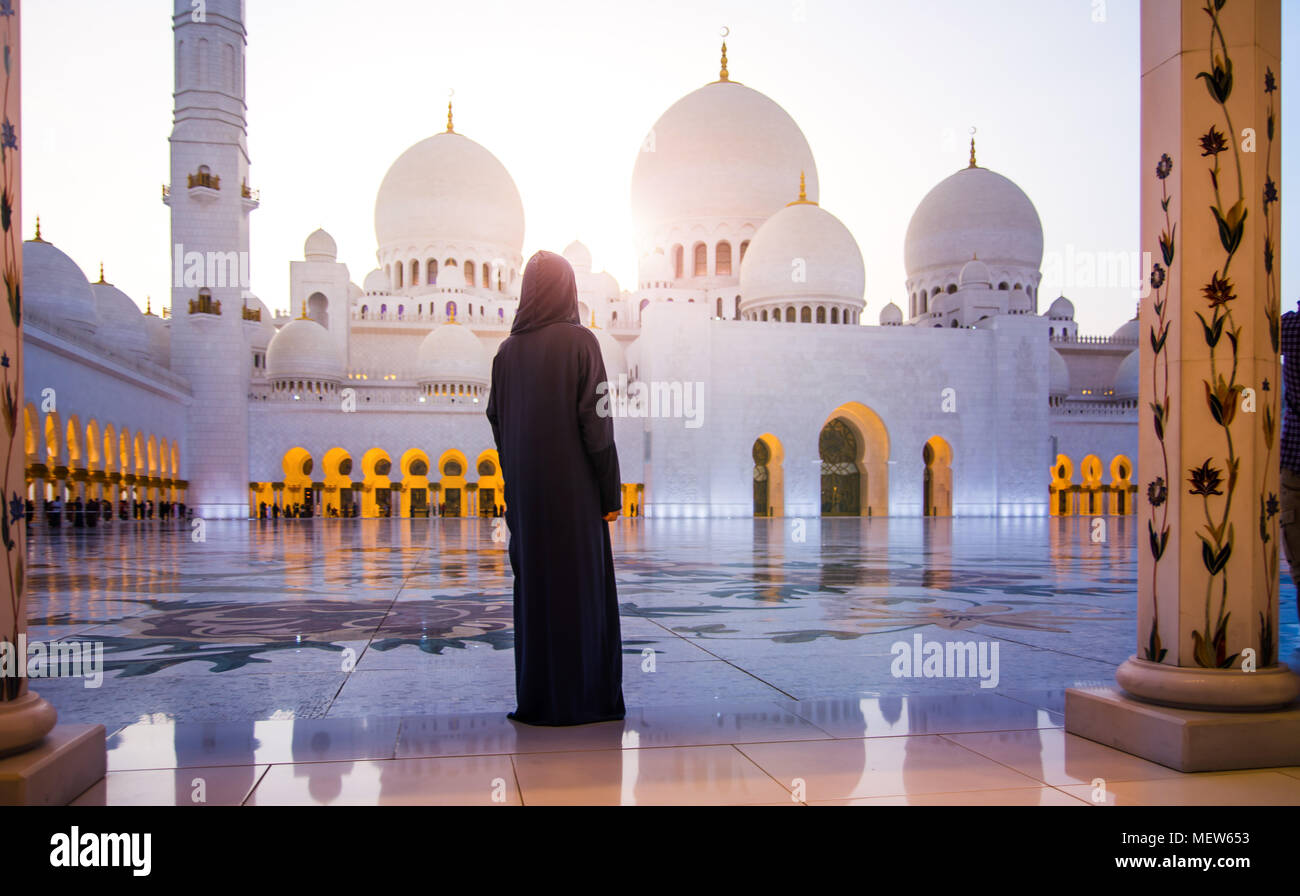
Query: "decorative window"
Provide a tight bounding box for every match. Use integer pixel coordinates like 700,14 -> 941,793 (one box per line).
715,242 -> 732,276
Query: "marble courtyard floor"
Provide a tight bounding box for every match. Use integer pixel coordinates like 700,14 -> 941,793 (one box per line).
22,516 -> 1300,805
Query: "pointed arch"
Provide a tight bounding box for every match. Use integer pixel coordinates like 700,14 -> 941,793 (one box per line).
820,402 -> 890,516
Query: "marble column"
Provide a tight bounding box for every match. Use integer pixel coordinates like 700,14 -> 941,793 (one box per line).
1067,0 -> 1300,772
0,2 -> 104,802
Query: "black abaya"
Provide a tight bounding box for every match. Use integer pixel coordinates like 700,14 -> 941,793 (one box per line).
486,250 -> 625,726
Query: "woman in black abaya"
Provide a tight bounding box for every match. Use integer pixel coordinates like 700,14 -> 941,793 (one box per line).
486,250 -> 625,726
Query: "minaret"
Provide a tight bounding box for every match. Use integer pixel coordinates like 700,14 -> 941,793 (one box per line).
165,0 -> 255,519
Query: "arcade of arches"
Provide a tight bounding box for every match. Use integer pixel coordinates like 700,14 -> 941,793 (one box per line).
751,404 -> 1133,518
252,447 -> 647,519
22,407 -> 187,519
1049,453 -> 1137,517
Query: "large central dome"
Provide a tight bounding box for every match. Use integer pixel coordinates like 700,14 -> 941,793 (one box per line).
630,79 -> 818,240
374,130 -> 525,255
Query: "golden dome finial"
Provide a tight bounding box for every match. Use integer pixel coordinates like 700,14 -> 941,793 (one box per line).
145,296 -> 153,316
98,262 -> 106,284
33,216 -> 44,242
968,127 -> 978,168
446,99 -> 454,133
299,300 -> 310,320
590,308 -> 599,329
720,39 -> 729,82
786,170 -> 817,207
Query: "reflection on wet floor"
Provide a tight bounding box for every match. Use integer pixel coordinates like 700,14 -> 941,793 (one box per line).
23,515 -> 1300,733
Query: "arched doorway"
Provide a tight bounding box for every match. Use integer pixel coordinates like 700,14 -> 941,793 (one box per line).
476,451 -> 504,516
820,403 -> 890,516
923,436 -> 954,516
281,447 -> 314,516
437,450 -> 468,517
322,447 -> 354,517
819,419 -> 860,516
1050,454 -> 1075,516
752,433 -> 785,517
361,448 -> 393,517
400,449 -> 432,517
1109,455 -> 1134,516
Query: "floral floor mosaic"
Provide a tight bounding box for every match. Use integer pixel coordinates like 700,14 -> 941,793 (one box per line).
22,516 -> 1300,734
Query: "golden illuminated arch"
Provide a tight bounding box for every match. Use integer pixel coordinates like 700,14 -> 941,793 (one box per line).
1110,454 -> 1135,516
119,429 -> 132,475
436,449 -> 469,518
102,424 -> 117,474
475,448 -> 504,517
923,435 -> 954,517
44,412 -> 62,467
280,446 -> 314,515
399,448 -> 433,518
752,433 -> 785,517
65,415 -> 83,468
1050,453 -> 1075,517
360,447 -> 394,518
23,403 -> 37,462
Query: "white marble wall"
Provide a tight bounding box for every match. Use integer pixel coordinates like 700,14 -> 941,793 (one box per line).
634,302 -> 1054,517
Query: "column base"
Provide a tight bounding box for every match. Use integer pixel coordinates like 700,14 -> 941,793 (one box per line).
1065,686 -> 1300,773
1116,656 -> 1300,711
0,723 -> 106,805
0,690 -> 58,754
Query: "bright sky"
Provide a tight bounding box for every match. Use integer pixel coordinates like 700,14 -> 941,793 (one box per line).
20,0 -> 1300,336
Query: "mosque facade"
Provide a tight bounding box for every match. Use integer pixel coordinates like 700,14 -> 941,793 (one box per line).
20,0 -> 1139,522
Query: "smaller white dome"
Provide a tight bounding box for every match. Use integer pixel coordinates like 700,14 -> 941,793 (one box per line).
740,201 -> 865,309
266,317 -> 344,383
246,296 -> 276,348
364,269 -> 390,294
1114,350 -> 1139,401
416,323 -> 490,385
879,302 -> 903,326
595,271 -> 620,299
1050,348 -> 1070,398
1112,316 -> 1139,343
90,279 -> 151,363
23,239 -> 99,337
349,282 -> 363,301
438,263 -> 466,290
1047,295 -> 1075,320
563,240 -> 593,274
142,313 -> 170,368
304,228 -> 338,262
959,256 -> 992,289
1008,287 -> 1032,313
640,250 -> 672,286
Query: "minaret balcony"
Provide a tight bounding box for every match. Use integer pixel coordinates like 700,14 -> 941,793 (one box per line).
188,297 -> 222,316
241,181 -> 260,211
185,169 -> 221,203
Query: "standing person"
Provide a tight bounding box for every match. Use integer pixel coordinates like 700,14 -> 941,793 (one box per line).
486,249 -> 624,726
1278,304 -> 1300,624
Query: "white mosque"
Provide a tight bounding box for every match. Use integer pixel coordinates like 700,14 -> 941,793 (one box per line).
20,0 -> 1139,522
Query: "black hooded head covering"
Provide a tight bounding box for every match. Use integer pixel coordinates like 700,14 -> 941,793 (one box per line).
511,250 -> 579,335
